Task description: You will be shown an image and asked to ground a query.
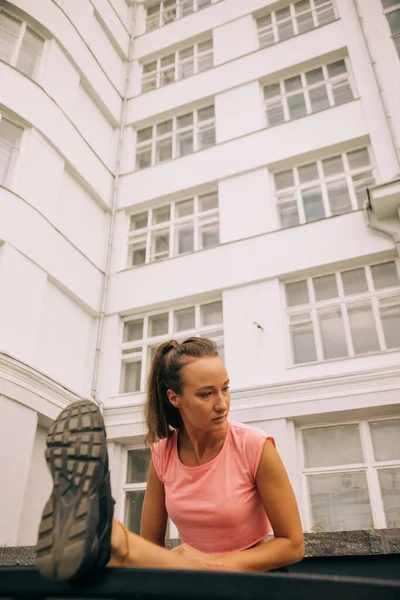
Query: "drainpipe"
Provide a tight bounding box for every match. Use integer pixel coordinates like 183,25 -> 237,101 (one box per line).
91,5 -> 137,412
352,0 -> 400,173
364,194 -> 400,259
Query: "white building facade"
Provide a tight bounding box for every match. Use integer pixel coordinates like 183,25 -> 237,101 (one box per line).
0,0 -> 399,547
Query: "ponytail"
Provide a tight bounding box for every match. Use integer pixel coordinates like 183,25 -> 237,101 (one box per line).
145,337 -> 218,445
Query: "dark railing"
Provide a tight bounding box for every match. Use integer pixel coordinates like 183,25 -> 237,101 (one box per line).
1,558 -> 400,600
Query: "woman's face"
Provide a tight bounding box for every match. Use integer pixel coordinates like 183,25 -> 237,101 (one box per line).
168,356 -> 231,432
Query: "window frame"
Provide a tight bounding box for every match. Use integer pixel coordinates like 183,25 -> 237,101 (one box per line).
263,57 -> 355,128
127,192 -> 219,267
145,0 -> 212,32
382,1 -> 400,59
284,260 -> 400,366
273,147 -> 376,228
135,105 -> 216,170
119,300 -> 224,394
141,38 -> 213,93
256,0 -> 337,49
0,6 -> 45,80
298,417 -> 400,532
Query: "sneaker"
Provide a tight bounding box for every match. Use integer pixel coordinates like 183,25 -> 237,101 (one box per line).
36,400 -> 114,581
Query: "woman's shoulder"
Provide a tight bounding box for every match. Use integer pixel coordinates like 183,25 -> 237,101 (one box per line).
229,420 -> 269,442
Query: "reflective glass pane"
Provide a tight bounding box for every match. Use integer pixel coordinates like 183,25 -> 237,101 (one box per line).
309,85 -> 330,112
201,301 -> 222,326
177,113 -> 193,129
130,212 -> 148,231
176,223 -> 194,254
124,320 -> 144,342
130,241 -> 146,267
352,171 -> 375,209
16,27 -> 44,78
318,306 -> 348,359
125,490 -> 145,534
127,449 -> 150,483
149,313 -> 169,336
286,280 -> 309,306
153,205 -> 170,224
136,148 -> 152,170
347,148 -> 370,170
274,170 -> 294,190
302,186 -> 325,222
288,93 -> 307,119
380,297 -> 400,349
322,155 -> 344,177
175,307 -> 195,332
341,268 -> 368,295
303,424 -> 363,468
199,193 -> 218,212
370,419 -> 400,461
156,137 -> 172,162
285,75 -> 302,93
122,361 -> 142,393
326,178 -> 352,215
264,83 -> 281,99
347,302 -> 380,354
200,221 -> 219,248
308,471 -> 372,532
176,198 -> 194,217
177,130 -> 193,156
378,469 -> 400,528
313,274 -> 338,300
371,261 -> 399,289
327,60 -> 347,78
278,195 -> 299,227
290,316 -> 317,363
137,127 -> 153,144
298,162 -> 318,183
266,101 -> 285,126
198,106 -> 214,122
306,68 -> 324,86
387,9 -> 400,35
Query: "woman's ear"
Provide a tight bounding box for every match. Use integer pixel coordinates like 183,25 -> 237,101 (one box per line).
167,389 -> 180,408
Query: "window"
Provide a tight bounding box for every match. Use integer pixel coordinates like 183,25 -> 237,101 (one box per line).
264,59 -> 354,127
285,261 -> 400,365
124,448 -> 179,539
124,448 -> 150,534
0,114 -> 23,186
120,301 -> 224,394
142,39 -> 213,92
135,106 -> 215,170
256,0 -> 336,48
0,8 -> 44,78
382,1 -> 400,58
146,0 -> 212,32
128,192 -> 219,267
274,148 -> 375,228
302,418 -> 400,532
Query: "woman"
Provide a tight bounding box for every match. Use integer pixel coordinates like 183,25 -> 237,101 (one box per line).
36,337 -> 304,580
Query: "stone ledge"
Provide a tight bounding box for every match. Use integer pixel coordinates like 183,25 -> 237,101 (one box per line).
1,529 -> 400,567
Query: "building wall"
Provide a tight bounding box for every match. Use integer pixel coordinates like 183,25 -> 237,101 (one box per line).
1,0 -> 399,545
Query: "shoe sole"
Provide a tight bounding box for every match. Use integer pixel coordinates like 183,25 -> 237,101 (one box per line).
36,400 -> 108,581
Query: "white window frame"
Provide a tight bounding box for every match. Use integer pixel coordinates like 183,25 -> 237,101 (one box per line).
0,112 -> 24,188
127,192 -> 219,267
0,7 -> 45,80
298,417 -> 400,532
123,446 -> 180,539
263,58 -> 355,128
141,38 -> 213,93
273,147 -> 376,228
135,105 -> 216,170
382,1 -> 400,58
145,0 -> 212,32
120,300 -> 224,394
256,0 -> 337,49
285,260 -> 400,366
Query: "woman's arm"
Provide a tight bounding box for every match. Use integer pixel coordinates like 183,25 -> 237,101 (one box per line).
140,459 -> 168,547
173,439 -> 304,572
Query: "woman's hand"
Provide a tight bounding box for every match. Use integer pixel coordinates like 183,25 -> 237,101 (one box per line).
170,543 -> 236,572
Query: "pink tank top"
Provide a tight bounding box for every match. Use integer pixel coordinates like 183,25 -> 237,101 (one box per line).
151,420 -> 275,554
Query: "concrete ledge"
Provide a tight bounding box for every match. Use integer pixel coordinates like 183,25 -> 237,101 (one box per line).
1,529 -> 400,567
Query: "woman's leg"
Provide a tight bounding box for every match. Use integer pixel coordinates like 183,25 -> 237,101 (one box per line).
108,519 -> 209,571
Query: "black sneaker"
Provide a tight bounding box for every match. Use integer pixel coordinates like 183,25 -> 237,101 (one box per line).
36,400 -> 114,581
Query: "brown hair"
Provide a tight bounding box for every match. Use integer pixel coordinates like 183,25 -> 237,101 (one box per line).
145,337 -> 219,445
